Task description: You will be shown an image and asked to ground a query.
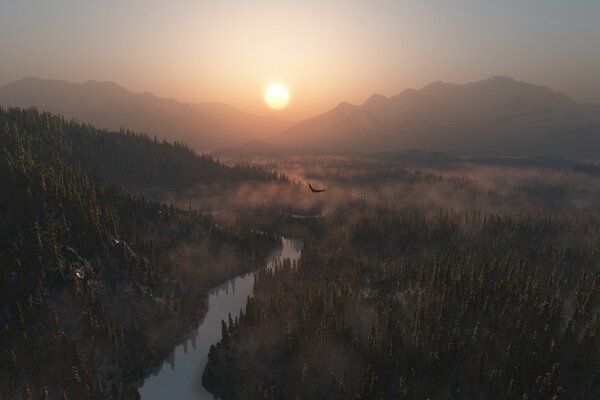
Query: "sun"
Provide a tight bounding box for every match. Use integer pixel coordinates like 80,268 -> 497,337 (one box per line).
264,83 -> 289,110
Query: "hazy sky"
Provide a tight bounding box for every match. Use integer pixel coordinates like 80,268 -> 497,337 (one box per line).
1,1 -> 599,120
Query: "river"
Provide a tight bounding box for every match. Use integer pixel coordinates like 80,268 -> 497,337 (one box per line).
138,237 -> 303,399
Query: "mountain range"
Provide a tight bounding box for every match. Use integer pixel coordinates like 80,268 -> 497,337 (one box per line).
0,77 -> 293,151
1,76 -> 599,159
267,76 -> 600,159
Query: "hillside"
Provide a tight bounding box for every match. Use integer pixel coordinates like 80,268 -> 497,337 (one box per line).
0,107 -> 281,399
0,107 -> 285,198
0,78 -> 293,151
270,76 -> 600,159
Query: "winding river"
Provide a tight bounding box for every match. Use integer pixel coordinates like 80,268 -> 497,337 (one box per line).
139,237 -> 303,399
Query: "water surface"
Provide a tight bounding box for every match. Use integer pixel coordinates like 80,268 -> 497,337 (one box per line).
139,237 -> 303,399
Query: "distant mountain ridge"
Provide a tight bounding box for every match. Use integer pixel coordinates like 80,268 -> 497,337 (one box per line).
3,76 -> 600,159
0,77 -> 293,151
270,76 -> 600,159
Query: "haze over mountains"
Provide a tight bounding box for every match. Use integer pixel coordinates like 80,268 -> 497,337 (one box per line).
0,77 -> 293,151
269,76 -> 600,159
2,76 -> 600,159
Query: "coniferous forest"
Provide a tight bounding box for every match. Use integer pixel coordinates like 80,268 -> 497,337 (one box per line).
203,158 -> 600,399
0,108 -> 282,399
2,108 -> 600,400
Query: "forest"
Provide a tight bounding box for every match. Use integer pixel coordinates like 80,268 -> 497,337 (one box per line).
0,108 -> 284,399
2,108 -> 600,399
204,157 -> 600,399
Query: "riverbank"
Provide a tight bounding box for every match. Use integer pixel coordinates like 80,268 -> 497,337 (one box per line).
119,232 -> 280,398
137,237 -> 303,400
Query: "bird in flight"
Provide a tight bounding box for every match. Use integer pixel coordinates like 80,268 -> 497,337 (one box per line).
308,183 -> 325,193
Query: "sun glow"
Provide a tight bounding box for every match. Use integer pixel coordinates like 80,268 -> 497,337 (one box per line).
264,83 -> 289,110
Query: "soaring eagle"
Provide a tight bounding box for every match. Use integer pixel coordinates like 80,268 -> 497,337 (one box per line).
308,183 -> 325,193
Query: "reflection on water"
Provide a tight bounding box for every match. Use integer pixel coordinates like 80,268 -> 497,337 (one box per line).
139,237 -> 303,400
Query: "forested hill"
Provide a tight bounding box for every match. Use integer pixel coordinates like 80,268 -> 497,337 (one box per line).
0,107 -> 280,399
0,107 -> 286,195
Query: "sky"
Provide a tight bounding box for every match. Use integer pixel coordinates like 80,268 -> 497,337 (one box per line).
1,0 -> 599,121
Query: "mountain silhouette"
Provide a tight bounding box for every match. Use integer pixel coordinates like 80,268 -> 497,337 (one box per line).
0,77 -> 293,151
269,76 -> 600,159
